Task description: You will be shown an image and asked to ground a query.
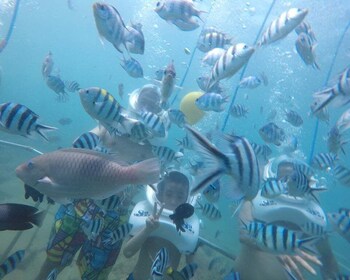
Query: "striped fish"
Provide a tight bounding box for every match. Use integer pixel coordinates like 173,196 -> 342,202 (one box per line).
72,132 -> 100,150
333,164 -> 350,187
125,22 -> 145,54
186,125 -> 260,200
203,179 -> 220,203
93,3 -> 128,53
197,32 -> 231,52
140,111 -> 166,138
311,152 -> 338,170
0,250 -> 25,279
120,55 -> 144,78
328,212 -> 350,243
295,21 -> 317,42
95,194 -> 121,211
230,104 -> 249,118
258,8 -> 308,46
152,146 -> 183,165
46,75 -> 68,102
79,87 -> 133,135
64,80 -> 81,92
128,121 -> 152,143
155,0 -> 203,23
151,247 -> 169,280
259,122 -> 286,146
310,102 -> 329,124
301,221 -> 326,236
202,48 -> 226,66
176,134 -> 193,150
168,109 -> 186,128
312,67 -> 350,114
261,178 -> 287,198
102,223 -> 133,246
196,75 -> 223,93
82,216 -> 104,241
327,126 -> 347,155
198,202 -> 221,220
207,43 -> 254,90
285,110 -> 303,127
295,32 -> 320,70
239,73 -> 268,89
0,102 -> 57,141
195,92 -> 229,112
180,263 -> 198,279
251,142 -> 272,162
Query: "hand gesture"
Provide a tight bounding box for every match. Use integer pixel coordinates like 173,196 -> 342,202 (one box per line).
145,202 -> 165,233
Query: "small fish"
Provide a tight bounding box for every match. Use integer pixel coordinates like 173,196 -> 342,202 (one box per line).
128,121 -> 152,143
0,102 -> 57,141
230,104 -> 249,118
196,76 -> 223,93
58,117 -> 72,126
160,60 -> 177,108
118,83 -> 124,99
333,164 -> 350,187
197,32 -> 231,52
202,48 -> 226,66
15,148 -> 160,204
195,92 -> 229,112
327,126 -> 348,155
207,43 -> 254,90
261,178 -> 287,198
285,110 -> 303,127
198,202 -> 222,220
168,109 -> 186,128
0,250 -> 25,279
259,122 -> 286,146
155,0 -> 204,23
176,134 -> 193,150
42,51 -> 54,78
47,268 -> 59,280
295,21 -> 317,42
184,47 -> 191,55
250,142 -> 272,162
120,55 -> 144,78
151,247 -> 169,280
0,203 -> 45,231
102,222 -> 133,245
169,203 -> 194,232
203,179 -> 220,203
311,152 -> 338,170
46,75 -> 68,102
82,216 -> 104,241
125,22 -> 145,54
295,33 -> 320,70
239,73 -> 268,89
258,8 -> 308,46
72,131 -> 100,150
328,212 -> 350,243
155,68 -> 164,81
95,194 -> 121,211
301,222 -> 326,236
141,111 -> 166,138
64,80 -> 81,92
93,3 -> 128,53
152,146 -> 183,165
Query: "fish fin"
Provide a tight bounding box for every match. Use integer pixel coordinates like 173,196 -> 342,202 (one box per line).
31,210 -> 46,227
35,124 -> 57,141
298,236 -> 320,256
311,88 -> 336,114
185,125 -> 229,195
37,176 -> 55,185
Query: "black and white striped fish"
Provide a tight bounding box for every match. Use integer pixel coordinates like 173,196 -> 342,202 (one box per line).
301,221 -> 326,236
295,21 -> 317,42
125,22 -> 145,54
259,122 -> 286,146
327,212 -> 350,243
140,111 -> 166,138
0,250 -> 25,279
285,110 -> 303,127
152,146 -> 183,165
197,32 -> 232,52
261,178 -> 287,198
168,109 -> 186,128
312,67 -> 350,114
155,0 -> 204,23
95,194 -> 121,211
180,263 -> 198,279
82,216 -> 104,241
64,80 -> 81,92
295,32 -> 320,70
195,92 -> 229,112
203,179 -> 220,203
333,164 -> 350,187
311,152 -> 338,170
72,132 -> 100,150
196,75 -> 223,93
207,43 -> 254,90
202,48 -> 226,66
151,247 -> 169,280
251,142 -> 272,162
46,75 -> 68,102
230,104 -> 249,118
128,121 -> 152,143
258,8 -> 308,46
0,102 -> 57,141
239,73 -> 268,89
102,223 -> 133,246
186,125 -> 260,200
120,55 -> 144,78
198,202 -> 221,220
176,134 -> 193,150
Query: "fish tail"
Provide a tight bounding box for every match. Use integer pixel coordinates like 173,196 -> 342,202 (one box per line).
31,210 -> 45,227
185,125 -> 229,195
312,88 -> 336,114
35,124 -> 57,141
130,157 -> 160,185
298,235 -> 320,256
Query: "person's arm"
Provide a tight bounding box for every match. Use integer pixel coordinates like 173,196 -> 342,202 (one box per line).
123,202 -> 164,258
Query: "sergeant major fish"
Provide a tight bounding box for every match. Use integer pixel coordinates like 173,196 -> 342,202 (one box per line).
195,92 -> 229,112
15,148 -> 160,204
197,32 -> 232,53
259,122 -> 286,146
102,223 -> 133,246
120,55 -> 144,78
295,21 -> 317,42
202,48 -> 226,66
258,8 -> 308,46
239,73 -> 268,89
295,32 -> 320,70
125,22 -> 145,54
155,0 -> 204,23
0,102 -> 57,141
285,109 -> 303,127
46,75 -> 68,102
151,247 -> 169,280
0,250 -> 25,279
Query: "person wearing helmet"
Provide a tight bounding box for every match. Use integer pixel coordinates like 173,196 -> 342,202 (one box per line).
234,156 -> 339,280
123,170 -> 200,280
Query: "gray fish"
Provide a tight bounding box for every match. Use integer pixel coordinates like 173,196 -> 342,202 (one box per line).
311,152 -> 338,170
285,109 -> 303,127
171,17 -> 200,31
195,92 -> 228,112
168,109 -> 186,128
120,55 -> 144,78
125,23 -> 145,54
58,117 -> 72,126
0,102 -> 57,141
295,21 -> 317,42
239,73 -> 268,89
41,51 -> 54,79
295,33 -> 320,70
197,32 -> 231,52
327,126 -> 348,155
161,60 -> 176,108
230,104 -> 249,118
333,164 -> 350,187
0,250 -> 25,279
46,75 -> 68,102
15,148 -> 160,203
155,0 -> 204,23
196,76 -> 223,93
64,80 -> 81,92
259,122 -> 286,146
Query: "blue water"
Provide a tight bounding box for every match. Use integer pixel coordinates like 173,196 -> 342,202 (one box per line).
0,0 -> 350,279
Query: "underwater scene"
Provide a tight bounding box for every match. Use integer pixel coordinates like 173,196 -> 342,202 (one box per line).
0,0 -> 350,279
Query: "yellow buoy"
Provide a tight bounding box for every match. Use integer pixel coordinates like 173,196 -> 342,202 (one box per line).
180,91 -> 205,125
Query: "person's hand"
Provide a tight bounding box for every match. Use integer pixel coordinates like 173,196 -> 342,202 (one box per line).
277,250 -> 322,280
145,202 -> 165,233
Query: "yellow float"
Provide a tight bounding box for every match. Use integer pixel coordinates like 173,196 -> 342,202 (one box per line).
180,91 -> 205,125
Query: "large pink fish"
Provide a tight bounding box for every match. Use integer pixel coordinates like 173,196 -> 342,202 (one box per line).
15,148 -> 160,203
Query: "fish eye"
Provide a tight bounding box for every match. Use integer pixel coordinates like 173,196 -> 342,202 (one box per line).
156,2 -> 160,7
27,161 -> 34,169
243,45 -> 248,49
297,8 -> 302,12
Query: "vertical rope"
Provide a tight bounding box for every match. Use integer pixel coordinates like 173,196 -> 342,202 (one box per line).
221,0 -> 277,131
0,0 -> 21,53
308,20 -> 350,162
